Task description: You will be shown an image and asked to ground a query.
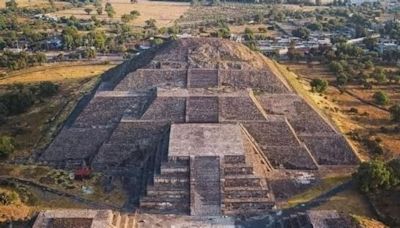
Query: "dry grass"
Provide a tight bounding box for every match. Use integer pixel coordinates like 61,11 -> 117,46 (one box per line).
351,214 -> 388,228
2,0 -> 49,8
283,63 -> 400,160
53,0 -> 190,27
0,188 -> 32,223
0,0 -> 70,9
286,175 -> 351,208
0,63 -> 115,85
227,24 -> 282,37
315,185 -> 375,218
279,4 -> 329,11
1,164 -> 127,208
0,63 -> 113,158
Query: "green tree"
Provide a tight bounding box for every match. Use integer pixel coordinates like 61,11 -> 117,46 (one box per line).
38,82 -> 59,97
329,61 -> 344,73
363,37 -> 377,51
353,160 -> 393,193
243,27 -> 255,41
307,22 -> 323,31
121,14 -> 132,23
130,10 -> 140,18
151,38 -> 164,46
336,73 -> 348,86
389,104 -> 400,122
105,3 -> 115,18
373,91 -> 389,105
96,7 -> 103,15
0,136 -> 14,158
82,48 -> 96,59
310,79 -> 328,93
6,0 -> 18,10
373,68 -> 387,83
216,27 -> 230,39
93,31 -> 106,50
388,158 -> 400,185
84,8 -> 93,15
62,26 -> 80,50
144,19 -> 157,30
292,27 -> 310,39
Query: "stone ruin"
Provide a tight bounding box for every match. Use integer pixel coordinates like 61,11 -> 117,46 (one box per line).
32,209 -> 354,228
38,38 -> 359,216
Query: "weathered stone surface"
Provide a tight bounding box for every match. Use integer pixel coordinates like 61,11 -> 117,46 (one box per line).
40,38 -> 358,217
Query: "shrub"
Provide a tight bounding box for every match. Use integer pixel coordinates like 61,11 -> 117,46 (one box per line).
336,73 -> 348,86
389,104 -> 400,122
353,160 -> 393,193
373,91 -> 389,105
363,137 -> 384,155
0,136 -> 15,158
310,78 -> 328,93
0,88 -> 34,115
0,191 -> 18,205
38,82 -> 59,98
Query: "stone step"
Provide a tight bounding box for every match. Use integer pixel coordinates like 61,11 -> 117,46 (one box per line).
225,190 -> 270,199
223,207 -> 272,216
140,201 -> 190,214
224,197 -> 272,203
154,172 -> 189,179
224,186 -> 269,191
153,177 -> 189,187
160,166 -> 189,175
224,201 -> 275,211
119,214 -> 129,228
224,166 -> 254,175
224,176 -> 262,188
127,215 -> 135,228
225,174 -> 262,179
223,155 -> 246,164
140,205 -> 190,215
146,188 -> 189,196
141,194 -> 189,203
166,157 -> 190,165
146,184 -> 189,192
225,187 -> 269,195
112,212 -> 121,227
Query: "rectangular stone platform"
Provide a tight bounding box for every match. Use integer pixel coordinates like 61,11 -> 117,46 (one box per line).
168,124 -> 246,157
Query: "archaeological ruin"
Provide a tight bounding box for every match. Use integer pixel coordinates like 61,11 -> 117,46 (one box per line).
38,38 -> 358,217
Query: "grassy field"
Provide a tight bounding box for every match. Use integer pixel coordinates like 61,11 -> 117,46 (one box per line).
0,187 -> 32,223
286,175 -> 351,208
54,0 -> 190,27
0,63 -> 114,85
315,184 -> 374,217
0,61 -> 123,222
0,62 -> 115,158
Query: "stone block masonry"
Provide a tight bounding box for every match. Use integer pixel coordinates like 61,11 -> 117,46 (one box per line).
39,38 -> 358,216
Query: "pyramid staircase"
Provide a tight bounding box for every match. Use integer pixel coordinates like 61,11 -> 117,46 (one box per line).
111,211 -> 141,228
222,155 -> 275,216
273,212 -> 313,228
139,157 -> 190,215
